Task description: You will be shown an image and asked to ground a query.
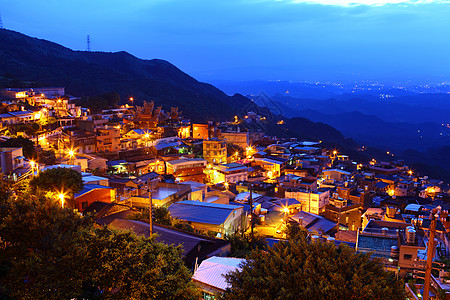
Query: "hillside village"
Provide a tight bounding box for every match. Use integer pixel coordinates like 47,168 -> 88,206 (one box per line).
1,87 -> 450,298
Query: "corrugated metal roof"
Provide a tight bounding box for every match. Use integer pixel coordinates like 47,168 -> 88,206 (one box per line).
192,257 -> 245,291
168,201 -> 243,225
75,184 -> 112,198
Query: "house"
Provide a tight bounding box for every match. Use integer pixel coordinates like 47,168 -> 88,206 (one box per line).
96,126 -> 121,152
192,256 -> 245,299
125,182 -> 190,208
284,188 -> 330,215
57,130 -> 97,154
254,157 -> 286,178
325,196 -> 362,231
220,131 -> 249,150
322,169 -> 352,182
166,158 -> 207,183
101,218 -> 230,269
168,200 -> 244,236
290,210 -> 337,235
210,163 -> 248,184
0,147 -> 24,174
74,184 -> 116,212
203,138 -> 227,164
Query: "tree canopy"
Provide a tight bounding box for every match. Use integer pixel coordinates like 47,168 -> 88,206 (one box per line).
29,167 -> 84,200
0,186 -> 199,299
224,235 -> 404,300
0,136 -> 36,159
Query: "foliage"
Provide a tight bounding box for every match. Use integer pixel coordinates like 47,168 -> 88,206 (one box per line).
29,167 -> 84,199
224,236 -> 405,300
0,136 -> 36,159
38,149 -> 56,165
8,122 -> 41,137
153,205 -> 173,226
127,205 -> 172,226
173,220 -> 194,233
284,222 -> 308,240
81,92 -> 121,113
0,193 -> 199,299
225,233 -> 267,258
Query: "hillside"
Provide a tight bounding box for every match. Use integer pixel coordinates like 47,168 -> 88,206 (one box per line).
0,29 -> 250,121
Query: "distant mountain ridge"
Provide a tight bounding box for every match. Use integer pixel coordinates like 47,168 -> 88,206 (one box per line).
0,29 -> 251,121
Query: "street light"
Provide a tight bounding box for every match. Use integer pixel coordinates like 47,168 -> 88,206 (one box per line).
283,206 -> 289,225
58,193 -> 65,208
68,149 -> 75,165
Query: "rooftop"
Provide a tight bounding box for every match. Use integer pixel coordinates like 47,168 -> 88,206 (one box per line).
192,256 -> 245,291
169,200 -> 243,225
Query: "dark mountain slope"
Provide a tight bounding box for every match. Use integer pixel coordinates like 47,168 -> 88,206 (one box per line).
0,29 -> 250,121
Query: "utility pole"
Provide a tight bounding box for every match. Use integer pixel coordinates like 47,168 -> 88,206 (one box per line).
86,35 -> 91,52
146,180 -> 153,235
249,184 -> 254,241
423,206 -> 440,300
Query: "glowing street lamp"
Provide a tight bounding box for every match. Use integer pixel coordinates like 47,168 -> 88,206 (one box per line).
283,206 -> 289,225
58,193 -> 65,208
68,149 -> 75,165
30,160 -> 35,175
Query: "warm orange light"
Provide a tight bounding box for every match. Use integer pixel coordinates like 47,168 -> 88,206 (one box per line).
58,194 -> 65,208
388,189 -> 395,196
283,207 -> 289,213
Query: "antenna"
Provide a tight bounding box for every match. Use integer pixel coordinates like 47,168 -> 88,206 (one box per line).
86,35 -> 91,52
0,13 -> 4,29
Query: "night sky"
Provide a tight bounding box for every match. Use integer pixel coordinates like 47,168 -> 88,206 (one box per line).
1,0 -> 450,83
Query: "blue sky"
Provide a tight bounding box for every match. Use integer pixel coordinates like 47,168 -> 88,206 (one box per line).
1,0 -> 449,83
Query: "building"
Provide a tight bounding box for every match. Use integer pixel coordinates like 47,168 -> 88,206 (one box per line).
220,131 -> 249,150
166,158 -> 207,183
54,130 -> 97,154
168,200 -> 244,236
254,157 -> 285,178
74,184 -> 116,212
0,147 -> 24,174
203,138 -> 227,164
285,188 -> 330,215
210,163 -> 248,184
96,126 -> 121,153
192,256 -> 245,299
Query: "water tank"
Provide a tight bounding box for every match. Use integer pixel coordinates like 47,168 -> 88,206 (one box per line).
390,246 -> 399,259
311,235 -> 319,243
407,228 -> 416,245
382,227 -> 389,235
327,237 -> 335,243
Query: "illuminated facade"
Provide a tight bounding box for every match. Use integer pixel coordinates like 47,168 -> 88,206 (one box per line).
203,138 -> 227,164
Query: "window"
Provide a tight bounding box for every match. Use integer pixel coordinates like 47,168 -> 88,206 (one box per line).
404,254 -> 412,260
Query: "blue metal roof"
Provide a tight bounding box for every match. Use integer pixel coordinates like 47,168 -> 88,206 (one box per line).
75,184 -> 111,198
168,200 -> 243,225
